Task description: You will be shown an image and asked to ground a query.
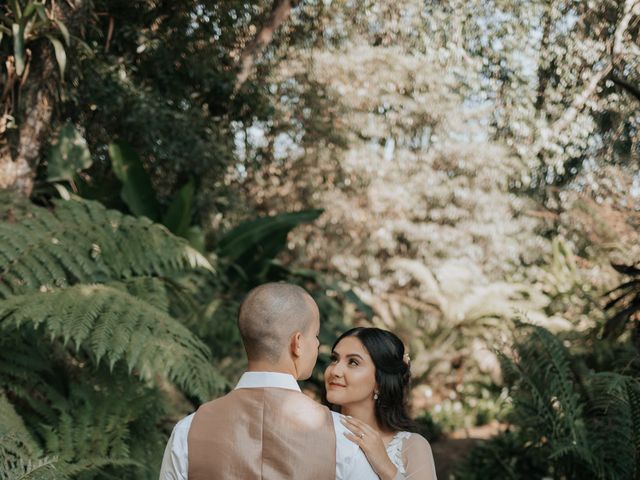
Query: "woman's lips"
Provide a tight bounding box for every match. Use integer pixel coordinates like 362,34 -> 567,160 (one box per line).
327,382 -> 346,389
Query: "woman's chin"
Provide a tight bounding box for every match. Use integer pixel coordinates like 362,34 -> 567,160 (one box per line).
326,391 -> 345,405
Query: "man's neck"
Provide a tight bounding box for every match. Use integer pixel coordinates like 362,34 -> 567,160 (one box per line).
246,360 -> 297,378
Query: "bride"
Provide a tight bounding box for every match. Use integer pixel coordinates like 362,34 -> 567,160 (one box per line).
325,327 -> 437,480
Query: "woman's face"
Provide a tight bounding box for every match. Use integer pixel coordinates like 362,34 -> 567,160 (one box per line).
324,336 -> 377,407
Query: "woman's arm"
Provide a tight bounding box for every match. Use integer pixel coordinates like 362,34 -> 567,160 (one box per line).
399,434 -> 437,480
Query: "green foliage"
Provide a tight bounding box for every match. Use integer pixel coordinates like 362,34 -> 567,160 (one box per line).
0,195 -> 211,298
108,142 -> 160,221
430,382 -> 508,434
0,391 -> 63,480
456,324 -> 640,480
162,181 -> 196,238
0,196 -> 224,479
1,0 -> 70,77
47,124 -> 92,183
603,263 -> 640,340
0,284 -> 219,399
106,142 -> 204,250
413,412 -> 443,443
454,430 -> 547,480
216,209 -> 323,281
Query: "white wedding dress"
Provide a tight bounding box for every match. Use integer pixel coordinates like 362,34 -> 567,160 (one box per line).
386,432 -> 438,480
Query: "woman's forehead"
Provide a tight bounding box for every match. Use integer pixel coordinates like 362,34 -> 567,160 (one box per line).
334,336 -> 371,358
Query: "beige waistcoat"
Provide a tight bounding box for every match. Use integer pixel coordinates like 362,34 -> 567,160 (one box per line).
188,387 -> 336,480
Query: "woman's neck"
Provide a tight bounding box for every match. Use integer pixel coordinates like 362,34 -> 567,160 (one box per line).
342,402 -> 388,436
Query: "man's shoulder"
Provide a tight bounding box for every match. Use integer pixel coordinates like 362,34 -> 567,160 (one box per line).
174,412 -> 195,432
264,389 -> 332,424
167,412 -> 195,447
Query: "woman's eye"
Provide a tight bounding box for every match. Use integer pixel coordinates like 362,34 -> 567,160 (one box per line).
330,355 -> 338,363
348,359 -> 359,366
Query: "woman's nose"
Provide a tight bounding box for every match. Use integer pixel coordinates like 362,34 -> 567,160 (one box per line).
331,362 -> 344,377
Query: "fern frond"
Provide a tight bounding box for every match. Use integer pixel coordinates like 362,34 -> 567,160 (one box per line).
0,393 -> 62,480
106,277 -> 170,313
0,393 -> 36,449
0,198 -> 212,298
453,430 -> 548,479
0,443 -> 61,480
0,284 -> 224,401
587,373 -> 640,479
505,325 -> 585,444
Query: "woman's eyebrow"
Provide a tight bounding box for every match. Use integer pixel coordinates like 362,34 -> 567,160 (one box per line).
345,353 -> 364,360
331,352 -> 365,360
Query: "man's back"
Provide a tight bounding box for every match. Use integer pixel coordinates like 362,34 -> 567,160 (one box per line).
188,387 -> 335,480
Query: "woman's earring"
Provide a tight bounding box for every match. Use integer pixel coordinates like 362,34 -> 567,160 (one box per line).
374,391 -> 379,401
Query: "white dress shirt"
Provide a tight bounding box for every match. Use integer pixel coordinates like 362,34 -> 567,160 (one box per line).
159,371 -> 378,480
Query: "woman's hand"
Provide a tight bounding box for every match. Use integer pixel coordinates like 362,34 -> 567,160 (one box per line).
340,416 -> 398,480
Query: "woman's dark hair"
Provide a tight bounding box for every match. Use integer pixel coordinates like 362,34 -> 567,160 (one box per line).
331,327 -> 415,432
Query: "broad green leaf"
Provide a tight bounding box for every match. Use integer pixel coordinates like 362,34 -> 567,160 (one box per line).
22,3 -> 36,19
46,34 -> 66,78
47,123 -> 92,182
34,3 -> 47,21
217,209 -> 323,278
9,0 -> 21,18
185,225 -> 206,253
53,19 -> 70,46
162,180 -> 195,236
108,142 -> 160,220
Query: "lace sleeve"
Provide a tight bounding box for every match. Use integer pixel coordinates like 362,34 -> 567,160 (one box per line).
394,433 -> 437,480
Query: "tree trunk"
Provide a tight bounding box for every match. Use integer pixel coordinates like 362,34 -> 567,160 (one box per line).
234,0 -> 293,93
534,3 -> 555,113
0,0 -> 86,197
0,42 -> 57,197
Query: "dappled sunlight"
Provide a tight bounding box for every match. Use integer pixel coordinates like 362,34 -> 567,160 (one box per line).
1,0 -> 639,478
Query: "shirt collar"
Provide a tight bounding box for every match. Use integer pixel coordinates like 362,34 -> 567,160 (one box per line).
234,371 -> 301,392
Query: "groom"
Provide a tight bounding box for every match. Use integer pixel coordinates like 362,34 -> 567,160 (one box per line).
159,282 -> 377,479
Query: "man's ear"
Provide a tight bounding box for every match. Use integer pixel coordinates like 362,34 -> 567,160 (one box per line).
290,332 -> 303,359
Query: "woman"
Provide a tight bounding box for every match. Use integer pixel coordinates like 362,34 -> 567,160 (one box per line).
325,327 -> 437,480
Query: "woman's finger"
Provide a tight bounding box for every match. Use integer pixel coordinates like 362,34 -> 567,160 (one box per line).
343,431 -> 364,447
341,415 -> 366,429
340,421 -> 361,435
359,422 -> 377,434
341,416 -> 377,438
340,416 -> 362,431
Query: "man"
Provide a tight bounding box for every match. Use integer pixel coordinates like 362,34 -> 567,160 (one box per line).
159,282 -> 377,479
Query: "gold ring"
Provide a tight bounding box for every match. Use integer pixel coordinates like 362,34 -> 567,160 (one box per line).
359,432 -> 365,438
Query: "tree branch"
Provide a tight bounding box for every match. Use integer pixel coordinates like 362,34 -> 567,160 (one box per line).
234,0 -> 292,93
613,0 -> 640,57
610,74 -> 640,102
533,0 -> 640,155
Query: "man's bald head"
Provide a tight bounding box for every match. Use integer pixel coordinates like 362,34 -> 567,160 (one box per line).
238,282 -> 319,362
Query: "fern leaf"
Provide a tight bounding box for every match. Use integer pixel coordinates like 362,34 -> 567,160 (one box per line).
0,198 -> 213,298
0,284 -> 224,401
